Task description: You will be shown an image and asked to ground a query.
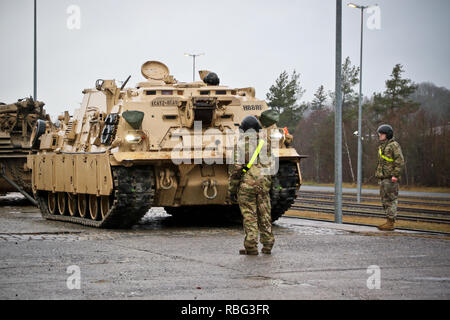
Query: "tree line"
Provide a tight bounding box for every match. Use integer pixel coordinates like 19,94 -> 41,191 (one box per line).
266,58 -> 450,187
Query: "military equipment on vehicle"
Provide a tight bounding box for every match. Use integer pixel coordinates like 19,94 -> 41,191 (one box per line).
0,97 -> 49,203
28,60 -> 304,228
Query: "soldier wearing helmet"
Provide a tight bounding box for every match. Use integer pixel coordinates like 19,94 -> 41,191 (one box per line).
375,124 -> 405,231
203,72 -> 220,86
228,111 -> 279,255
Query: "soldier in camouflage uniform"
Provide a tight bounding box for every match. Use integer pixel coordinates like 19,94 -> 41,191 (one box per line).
228,111 -> 279,255
375,124 -> 405,231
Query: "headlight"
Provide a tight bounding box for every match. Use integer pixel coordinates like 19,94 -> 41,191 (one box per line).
270,129 -> 284,141
125,134 -> 141,143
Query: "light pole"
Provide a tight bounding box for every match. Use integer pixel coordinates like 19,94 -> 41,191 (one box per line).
34,0 -> 37,101
347,2 -> 377,203
184,53 -> 205,82
335,0 -> 343,224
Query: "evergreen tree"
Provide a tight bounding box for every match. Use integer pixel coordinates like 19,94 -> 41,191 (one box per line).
370,64 -> 419,118
329,57 -> 360,113
341,57 -> 360,111
266,70 -> 306,132
311,85 -> 327,111
328,57 -> 360,182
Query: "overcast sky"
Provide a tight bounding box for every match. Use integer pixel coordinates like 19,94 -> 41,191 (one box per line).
1,0 -> 449,116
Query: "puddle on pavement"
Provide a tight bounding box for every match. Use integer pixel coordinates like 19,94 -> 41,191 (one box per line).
1,200 -> 349,240
275,220 -> 350,236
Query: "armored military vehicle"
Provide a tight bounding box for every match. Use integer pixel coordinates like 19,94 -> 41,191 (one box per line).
28,61 -> 303,228
0,97 -> 49,203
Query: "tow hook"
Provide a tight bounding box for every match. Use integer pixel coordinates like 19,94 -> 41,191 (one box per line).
202,179 -> 217,200
159,168 -> 174,190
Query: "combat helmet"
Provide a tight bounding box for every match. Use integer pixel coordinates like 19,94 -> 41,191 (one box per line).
203,72 -> 220,86
377,124 -> 394,139
259,109 -> 280,128
239,116 -> 262,132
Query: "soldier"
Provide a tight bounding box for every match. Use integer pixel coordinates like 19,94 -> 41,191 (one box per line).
375,124 -> 405,231
228,111 -> 279,255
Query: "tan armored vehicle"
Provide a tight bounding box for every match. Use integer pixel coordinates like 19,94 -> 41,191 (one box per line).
28,61 -> 303,228
0,97 -> 48,204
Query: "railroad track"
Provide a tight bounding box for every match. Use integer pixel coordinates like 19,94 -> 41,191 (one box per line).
297,190 -> 450,205
301,189 -> 450,200
288,190 -> 450,235
290,203 -> 450,224
282,215 -> 450,236
290,190 -> 450,226
294,198 -> 450,217
297,193 -> 450,208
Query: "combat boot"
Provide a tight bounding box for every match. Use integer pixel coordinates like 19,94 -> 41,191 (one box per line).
377,218 -> 395,231
239,248 -> 258,255
261,245 -> 272,255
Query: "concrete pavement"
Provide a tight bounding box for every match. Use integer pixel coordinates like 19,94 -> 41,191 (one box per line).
0,199 -> 449,300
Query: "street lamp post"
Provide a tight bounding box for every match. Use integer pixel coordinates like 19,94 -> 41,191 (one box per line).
347,3 -> 376,203
34,0 -> 37,101
335,0 -> 343,224
184,53 -> 205,82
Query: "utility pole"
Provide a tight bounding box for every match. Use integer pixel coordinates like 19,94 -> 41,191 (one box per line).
357,5 -> 363,203
335,0 -> 343,224
34,0 -> 37,101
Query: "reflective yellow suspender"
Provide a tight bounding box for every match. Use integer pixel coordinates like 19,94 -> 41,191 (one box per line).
242,139 -> 266,173
379,147 -> 394,162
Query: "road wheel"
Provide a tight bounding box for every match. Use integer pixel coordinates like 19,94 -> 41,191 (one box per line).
47,192 -> 57,215
57,192 -> 68,215
89,195 -> 99,220
67,193 -> 78,217
78,194 -> 88,218
100,195 -> 111,220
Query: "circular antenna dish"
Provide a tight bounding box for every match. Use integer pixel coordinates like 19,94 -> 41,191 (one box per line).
141,61 -> 170,80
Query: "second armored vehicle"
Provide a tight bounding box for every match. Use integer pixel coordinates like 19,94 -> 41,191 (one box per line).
0,97 -> 48,203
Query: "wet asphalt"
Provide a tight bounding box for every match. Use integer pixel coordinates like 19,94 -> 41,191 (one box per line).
0,193 -> 449,300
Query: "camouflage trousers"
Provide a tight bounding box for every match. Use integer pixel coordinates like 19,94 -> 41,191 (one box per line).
379,178 -> 399,220
238,186 -> 274,250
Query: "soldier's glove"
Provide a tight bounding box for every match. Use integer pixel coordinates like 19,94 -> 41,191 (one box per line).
284,133 -> 293,147
230,193 -> 238,203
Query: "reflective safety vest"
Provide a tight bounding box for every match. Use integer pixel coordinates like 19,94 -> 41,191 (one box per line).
242,139 -> 265,173
379,147 -> 394,162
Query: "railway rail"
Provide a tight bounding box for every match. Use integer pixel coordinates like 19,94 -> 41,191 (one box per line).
282,215 -> 450,236
297,190 -> 450,207
294,198 -> 450,217
289,190 -> 450,235
290,203 -> 450,224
